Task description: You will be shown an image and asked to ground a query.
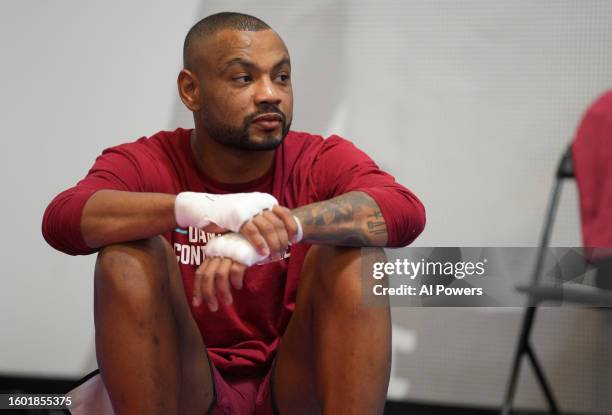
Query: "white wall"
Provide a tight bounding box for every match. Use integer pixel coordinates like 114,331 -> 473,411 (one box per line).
0,0 -> 201,376
1,0 -> 611,412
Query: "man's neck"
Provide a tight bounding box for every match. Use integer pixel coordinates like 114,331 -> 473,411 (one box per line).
190,129 -> 275,184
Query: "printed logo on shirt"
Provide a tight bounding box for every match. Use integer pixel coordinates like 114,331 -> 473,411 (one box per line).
173,226 -> 220,266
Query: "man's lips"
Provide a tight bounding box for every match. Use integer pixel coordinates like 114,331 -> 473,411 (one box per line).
252,113 -> 283,130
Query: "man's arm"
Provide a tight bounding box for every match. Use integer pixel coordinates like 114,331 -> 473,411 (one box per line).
80,190 -> 281,249
44,185 -> 278,255
80,190 -> 178,249
41,143 -> 177,256
197,190 -> 421,311
292,135 -> 425,249
292,191 -> 387,246
194,135 -> 427,310
233,191 -> 388,262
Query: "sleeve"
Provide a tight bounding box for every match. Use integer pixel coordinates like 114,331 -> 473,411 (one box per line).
42,144 -> 153,256
309,135 -> 426,247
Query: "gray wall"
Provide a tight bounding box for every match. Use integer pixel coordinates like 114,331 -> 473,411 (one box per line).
1,0 -> 611,413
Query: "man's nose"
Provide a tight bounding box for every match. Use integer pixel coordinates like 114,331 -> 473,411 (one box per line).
253,77 -> 281,106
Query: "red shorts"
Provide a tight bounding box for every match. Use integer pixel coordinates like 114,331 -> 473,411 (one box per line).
206,357 -> 279,415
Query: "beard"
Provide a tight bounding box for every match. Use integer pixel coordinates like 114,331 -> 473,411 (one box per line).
201,104 -> 291,151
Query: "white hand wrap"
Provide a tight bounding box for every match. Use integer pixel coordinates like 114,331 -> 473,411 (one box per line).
203,233 -> 268,266
175,192 -> 278,232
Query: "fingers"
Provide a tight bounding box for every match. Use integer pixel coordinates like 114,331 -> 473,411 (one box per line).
193,257 -> 246,312
240,208 -> 293,260
256,210 -> 288,261
229,262 -> 247,290
215,258 -> 232,306
272,205 -> 299,243
240,220 -> 269,257
193,260 -> 205,308
192,204 -> 296,311
193,257 -> 220,311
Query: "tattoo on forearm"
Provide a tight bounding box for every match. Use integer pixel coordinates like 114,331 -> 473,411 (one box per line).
367,221 -> 387,234
292,191 -> 388,246
368,211 -> 384,219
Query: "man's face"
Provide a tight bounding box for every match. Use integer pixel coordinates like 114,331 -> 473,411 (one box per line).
195,29 -> 293,151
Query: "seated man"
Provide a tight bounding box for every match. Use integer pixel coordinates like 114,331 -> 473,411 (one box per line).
42,12 -> 425,415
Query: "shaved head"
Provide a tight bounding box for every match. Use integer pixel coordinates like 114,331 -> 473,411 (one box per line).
183,12 -> 271,69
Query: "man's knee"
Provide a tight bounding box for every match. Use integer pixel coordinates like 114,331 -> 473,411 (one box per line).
94,236 -> 172,309
301,245 -> 385,309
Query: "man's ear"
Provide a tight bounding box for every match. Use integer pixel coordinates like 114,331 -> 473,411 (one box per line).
177,69 -> 201,112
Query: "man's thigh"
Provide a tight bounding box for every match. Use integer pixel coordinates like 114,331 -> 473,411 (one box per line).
271,245 -> 390,415
271,245 -> 359,414
159,236 -> 217,414
94,236 -> 216,415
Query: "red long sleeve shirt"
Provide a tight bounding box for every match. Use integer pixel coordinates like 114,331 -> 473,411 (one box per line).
42,128 -> 425,377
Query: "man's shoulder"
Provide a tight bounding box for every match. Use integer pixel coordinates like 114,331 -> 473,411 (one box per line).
285,130 -> 353,152
101,128 -> 188,159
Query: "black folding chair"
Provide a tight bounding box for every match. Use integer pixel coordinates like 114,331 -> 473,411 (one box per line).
500,146 -> 612,415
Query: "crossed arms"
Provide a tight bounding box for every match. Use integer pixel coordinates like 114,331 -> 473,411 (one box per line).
42,137 -> 426,312
77,189 -> 398,311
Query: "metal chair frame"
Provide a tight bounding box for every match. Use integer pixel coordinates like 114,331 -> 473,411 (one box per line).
500,147 -> 574,415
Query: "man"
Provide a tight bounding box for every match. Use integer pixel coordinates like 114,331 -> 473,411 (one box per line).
43,12 -> 425,415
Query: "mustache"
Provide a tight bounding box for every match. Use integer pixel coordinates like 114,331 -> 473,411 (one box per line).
245,105 -> 286,124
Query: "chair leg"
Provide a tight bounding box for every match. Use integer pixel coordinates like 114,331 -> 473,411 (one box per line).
500,306 -> 538,415
525,342 -> 560,414
500,154 -> 566,414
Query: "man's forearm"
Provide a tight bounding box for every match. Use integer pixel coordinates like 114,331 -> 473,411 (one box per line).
81,190 -> 177,249
81,189 -> 388,252
292,191 -> 388,246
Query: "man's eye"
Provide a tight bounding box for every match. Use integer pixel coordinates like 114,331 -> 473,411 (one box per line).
234,75 -> 252,83
277,74 -> 290,82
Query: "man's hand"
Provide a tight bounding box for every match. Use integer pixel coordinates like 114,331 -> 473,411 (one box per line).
239,205 -> 299,260
175,191 -> 278,232
192,191 -> 392,311
203,233 -> 268,266
192,256 -> 247,311
194,206 -> 300,311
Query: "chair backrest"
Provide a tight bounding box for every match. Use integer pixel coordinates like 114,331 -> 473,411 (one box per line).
529,91 -> 612,294
529,146 -> 574,289
541,144 -> 612,291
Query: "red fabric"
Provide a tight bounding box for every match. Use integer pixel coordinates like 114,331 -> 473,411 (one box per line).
42,128 -> 425,378
209,355 -> 276,415
573,90 -> 612,254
